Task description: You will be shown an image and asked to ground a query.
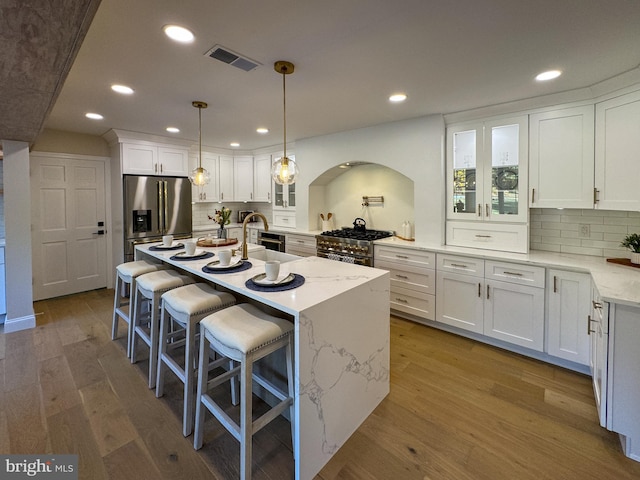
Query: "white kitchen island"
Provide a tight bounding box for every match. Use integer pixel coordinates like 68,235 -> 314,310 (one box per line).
136,242 -> 390,479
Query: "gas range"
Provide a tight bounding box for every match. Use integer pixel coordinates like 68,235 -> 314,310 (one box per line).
316,227 -> 394,266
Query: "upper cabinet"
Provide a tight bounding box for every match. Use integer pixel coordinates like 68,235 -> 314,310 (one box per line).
529,105 -> 595,209
233,155 -> 254,201
253,154 -> 272,202
190,152 -> 219,203
219,155 -> 234,202
446,116 -> 528,253
447,115 -> 528,223
121,142 -> 189,176
595,90 -> 640,211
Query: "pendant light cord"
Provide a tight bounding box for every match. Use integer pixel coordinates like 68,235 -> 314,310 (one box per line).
198,105 -> 202,168
282,68 -> 287,159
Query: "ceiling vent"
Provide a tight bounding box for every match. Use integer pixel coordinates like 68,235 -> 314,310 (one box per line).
204,45 -> 261,72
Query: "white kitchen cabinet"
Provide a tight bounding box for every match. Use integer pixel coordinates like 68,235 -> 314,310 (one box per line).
285,233 -> 316,257
590,285 -> 608,428
374,245 -> 436,322
446,115 -> 528,253
121,142 -> 189,176
529,105 -> 595,209
547,269 -> 591,366
0,247 -> 5,317
219,155 -> 234,201
273,211 -> 296,229
436,254 -> 545,350
595,90 -> 640,211
233,155 -> 254,202
253,154 -> 272,202
190,152 -> 219,202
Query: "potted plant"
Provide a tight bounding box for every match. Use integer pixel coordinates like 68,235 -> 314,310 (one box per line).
208,208 -> 232,239
620,233 -> 640,264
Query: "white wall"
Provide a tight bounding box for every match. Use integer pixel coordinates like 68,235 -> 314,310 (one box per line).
3,140 -> 35,332
296,115 -> 445,244
319,164 -> 414,233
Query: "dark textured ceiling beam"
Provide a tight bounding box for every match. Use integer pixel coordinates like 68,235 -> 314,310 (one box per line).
0,0 -> 101,143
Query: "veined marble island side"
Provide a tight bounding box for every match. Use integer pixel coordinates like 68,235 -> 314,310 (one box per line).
135,243 -> 391,479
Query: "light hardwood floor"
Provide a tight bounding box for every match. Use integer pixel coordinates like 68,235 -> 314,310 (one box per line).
1,288 -> 640,479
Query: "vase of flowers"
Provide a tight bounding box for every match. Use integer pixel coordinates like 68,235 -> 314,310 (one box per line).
620,233 -> 640,264
208,208 -> 232,240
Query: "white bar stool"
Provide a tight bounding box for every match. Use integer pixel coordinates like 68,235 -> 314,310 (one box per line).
156,283 -> 236,437
131,269 -> 195,388
193,303 -> 295,480
112,260 -> 166,357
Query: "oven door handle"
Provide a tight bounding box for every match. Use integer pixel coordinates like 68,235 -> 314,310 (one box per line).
259,238 -> 284,246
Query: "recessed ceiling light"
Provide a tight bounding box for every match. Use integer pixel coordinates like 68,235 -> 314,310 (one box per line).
85,112 -> 103,120
536,70 -> 562,81
163,25 -> 194,43
111,84 -> 134,94
230,142 -> 240,147
389,93 -> 407,103
256,127 -> 269,134
166,127 -> 180,133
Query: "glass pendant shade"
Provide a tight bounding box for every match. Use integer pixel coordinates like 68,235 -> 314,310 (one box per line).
190,165 -> 210,186
271,156 -> 298,185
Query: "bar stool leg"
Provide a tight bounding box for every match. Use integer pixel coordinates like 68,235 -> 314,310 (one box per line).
111,274 -> 122,341
183,318 -> 196,436
148,295 -> 160,389
240,352 -> 253,480
130,287 -> 142,364
155,302 -> 170,398
194,331 -> 209,450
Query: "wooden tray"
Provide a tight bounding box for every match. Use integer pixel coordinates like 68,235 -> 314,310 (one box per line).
606,258 -> 640,269
197,237 -> 238,247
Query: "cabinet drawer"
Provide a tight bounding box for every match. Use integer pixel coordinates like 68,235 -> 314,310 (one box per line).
446,221 -> 528,253
374,245 -> 435,268
286,233 -> 316,248
375,259 -> 435,295
485,261 -> 545,288
390,286 -> 435,321
273,211 -> 296,229
437,254 -> 484,278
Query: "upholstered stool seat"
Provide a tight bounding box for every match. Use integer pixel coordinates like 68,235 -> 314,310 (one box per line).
130,269 -> 195,388
194,303 -> 295,480
112,260 -> 166,357
156,283 -> 236,436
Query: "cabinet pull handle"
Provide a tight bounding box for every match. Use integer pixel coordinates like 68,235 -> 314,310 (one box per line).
451,263 -> 468,268
395,297 -> 408,303
486,284 -> 490,300
477,204 -> 481,217
475,234 -> 492,238
395,274 -> 409,279
221,192 -> 224,200
154,163 -> 158,173
485,203 -> 489,217
478,283 -> 481,297
553,275 -> 557,293
592,301 -> 602,309
532,188 -> 535,203
588,315 -> 597,335
594,187 -> 599,204
160,163 -> 163,173
503,271 -> 523,276
250,192 -> 253,200
268,192 -> 271,201
395,254 -> 410,259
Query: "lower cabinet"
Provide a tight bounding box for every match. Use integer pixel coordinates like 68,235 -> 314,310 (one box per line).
0,246 -> 5,317
547,269 -> 592,366
374,245 -> 436,321
436,254 -> 545,351
590,285 -> 608,428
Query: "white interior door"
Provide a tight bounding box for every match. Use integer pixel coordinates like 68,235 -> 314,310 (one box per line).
31,154 -> 107,300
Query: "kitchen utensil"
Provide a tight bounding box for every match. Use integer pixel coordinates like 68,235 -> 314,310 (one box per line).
320,213 -> 325,220
353,217 -> 366,232
328,213 -> 333,219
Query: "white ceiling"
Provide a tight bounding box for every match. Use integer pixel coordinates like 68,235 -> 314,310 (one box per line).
44,0 -> 640,151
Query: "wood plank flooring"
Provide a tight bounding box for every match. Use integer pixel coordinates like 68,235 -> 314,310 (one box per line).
2,288 -> 640,479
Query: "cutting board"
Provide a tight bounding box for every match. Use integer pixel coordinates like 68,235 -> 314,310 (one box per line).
606,258 -> 640,269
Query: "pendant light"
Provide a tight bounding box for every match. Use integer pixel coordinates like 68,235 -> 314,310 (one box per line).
271,61 -> 299,185
189,101 -> 210,186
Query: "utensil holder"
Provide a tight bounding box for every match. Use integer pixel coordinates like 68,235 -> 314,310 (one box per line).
322,220 -> 333,231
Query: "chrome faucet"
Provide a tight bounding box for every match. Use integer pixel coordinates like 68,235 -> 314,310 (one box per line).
241,212 -> 269,260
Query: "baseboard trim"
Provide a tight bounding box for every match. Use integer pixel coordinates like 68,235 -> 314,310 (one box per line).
3,314 -> 36,333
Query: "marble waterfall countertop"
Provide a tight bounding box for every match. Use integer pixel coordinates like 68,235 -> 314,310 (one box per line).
136,240 -> 390,479
375,236 -> 640,308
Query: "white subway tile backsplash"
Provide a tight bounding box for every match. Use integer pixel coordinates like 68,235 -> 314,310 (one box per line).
530,208 -> 639,258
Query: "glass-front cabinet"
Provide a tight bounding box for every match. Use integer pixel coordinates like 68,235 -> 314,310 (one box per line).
448,115 -> 528,223
273,154 -> 296,210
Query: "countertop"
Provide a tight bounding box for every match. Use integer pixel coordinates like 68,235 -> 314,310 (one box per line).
375,236 -> 640,308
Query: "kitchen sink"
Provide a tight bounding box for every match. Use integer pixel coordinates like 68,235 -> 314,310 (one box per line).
249,249 -> 300,263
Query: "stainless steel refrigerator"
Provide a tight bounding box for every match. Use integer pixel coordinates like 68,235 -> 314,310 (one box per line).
123,175 -> 192,261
